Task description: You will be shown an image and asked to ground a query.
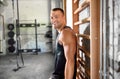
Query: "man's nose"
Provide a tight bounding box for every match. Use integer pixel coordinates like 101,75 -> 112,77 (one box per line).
52,18 -> 56,23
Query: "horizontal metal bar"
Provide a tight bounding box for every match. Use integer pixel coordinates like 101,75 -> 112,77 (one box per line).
20,33 -> 45,35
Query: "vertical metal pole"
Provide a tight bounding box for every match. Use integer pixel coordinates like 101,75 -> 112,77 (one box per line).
16,0 -> 19,21
35,19 -> 38,54
118,0 -> 120,52
16,0 -> 20,68
112,0 -> 115,79
100,0 -> 103,78
48,0 -> 51,24
0,14 -> 4,53
103,0 -> 107,79
0,14 -> 5,39
16,0 -> 20,52
55,0 -> 60,8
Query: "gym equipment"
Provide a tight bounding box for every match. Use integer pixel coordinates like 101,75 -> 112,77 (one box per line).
8,31 -> 15,37
8,38 -> 15,45
7,23 -> 16,53
16,19 -> 40,54
12,0 -> 24,72
8,45 -> 15,52
7,24 -> 14,30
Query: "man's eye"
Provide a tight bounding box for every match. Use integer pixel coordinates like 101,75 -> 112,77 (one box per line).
51,17 -> 53,19
55,16 -> 58,18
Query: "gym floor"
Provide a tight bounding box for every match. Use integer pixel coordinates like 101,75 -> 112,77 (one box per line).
0,52 -> 54,79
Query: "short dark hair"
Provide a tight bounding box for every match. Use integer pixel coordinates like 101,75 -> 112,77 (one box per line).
52,8 -> 64,15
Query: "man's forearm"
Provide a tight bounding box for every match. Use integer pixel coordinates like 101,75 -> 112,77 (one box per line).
65,60 -> 75,79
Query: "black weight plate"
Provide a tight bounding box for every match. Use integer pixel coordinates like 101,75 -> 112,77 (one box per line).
8,38 -> 15,45
8,31 -> 15,37
8,46 -> 15,52
8,24 -> 14,30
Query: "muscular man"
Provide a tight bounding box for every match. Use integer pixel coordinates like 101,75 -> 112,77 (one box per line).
49,8 -> 76,79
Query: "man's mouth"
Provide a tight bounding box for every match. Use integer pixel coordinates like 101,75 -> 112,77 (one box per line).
52,23 -> 56,26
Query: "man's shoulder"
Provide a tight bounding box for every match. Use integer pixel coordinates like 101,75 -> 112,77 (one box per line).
60,28 -> 76,42
62,27 -> 75,36
61,28 -> 72,37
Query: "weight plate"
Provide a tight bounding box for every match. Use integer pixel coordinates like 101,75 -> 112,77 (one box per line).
8,46 -> 15,52
8,24 -> 14,30
8,38 -> 15,45
8,31 -> 15,37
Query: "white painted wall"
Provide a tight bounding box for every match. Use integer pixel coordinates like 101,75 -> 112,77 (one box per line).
107,0 -> 120,78
18,0 -> 49,23
3,0 -> 49,24
66,0 -> 72,28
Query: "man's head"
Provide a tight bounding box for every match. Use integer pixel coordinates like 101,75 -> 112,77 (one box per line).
50,8 -> 66,30
52,8 -> 64,15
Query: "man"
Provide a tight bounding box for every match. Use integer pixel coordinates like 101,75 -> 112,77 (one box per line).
49,8 -> 76,79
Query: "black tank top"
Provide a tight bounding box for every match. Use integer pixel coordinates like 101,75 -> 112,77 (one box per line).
53,26 -> 76,79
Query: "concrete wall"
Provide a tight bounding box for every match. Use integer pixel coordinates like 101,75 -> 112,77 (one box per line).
0,0 -> 52,54
0,0 -> 8,55
0,0 -> 64,54
101,0 -> 120,78
108,0 -> 120,78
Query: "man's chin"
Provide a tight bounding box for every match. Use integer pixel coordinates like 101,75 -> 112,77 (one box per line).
52,25 -> 55,28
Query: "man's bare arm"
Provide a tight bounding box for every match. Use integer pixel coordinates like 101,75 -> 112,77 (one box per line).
60,29 -> 76,79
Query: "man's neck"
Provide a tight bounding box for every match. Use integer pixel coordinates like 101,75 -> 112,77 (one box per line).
57,24 -> 66,33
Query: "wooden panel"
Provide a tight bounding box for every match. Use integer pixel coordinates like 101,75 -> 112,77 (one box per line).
77,57 -> 90,76
78,45 -> 90,58
73,0 -> 100,79
74,17 -> 90,25
74,0 -> 90,79
90,0 -> 100,79
74,0 -> 90,14
72,0 -> 79,33
76,33 -> 90,39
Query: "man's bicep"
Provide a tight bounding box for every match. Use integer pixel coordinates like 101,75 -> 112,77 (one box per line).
61,30 -> 76,60
63,40 -> 76,60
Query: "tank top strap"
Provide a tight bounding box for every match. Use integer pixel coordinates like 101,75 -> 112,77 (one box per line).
63,26 -> 71,29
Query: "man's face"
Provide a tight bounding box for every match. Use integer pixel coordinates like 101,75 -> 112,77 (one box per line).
50,10 -> 65,29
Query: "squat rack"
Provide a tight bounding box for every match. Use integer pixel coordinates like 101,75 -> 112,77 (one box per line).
16,19 -> 40,54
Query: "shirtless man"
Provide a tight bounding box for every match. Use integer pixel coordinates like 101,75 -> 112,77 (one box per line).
49,8 -> 76,79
